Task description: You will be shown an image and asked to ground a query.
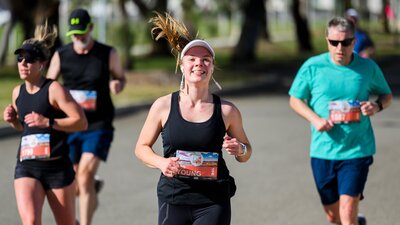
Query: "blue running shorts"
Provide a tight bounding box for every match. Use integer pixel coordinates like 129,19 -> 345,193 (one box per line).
311,156 -> 373,205
68,129 -> 114,163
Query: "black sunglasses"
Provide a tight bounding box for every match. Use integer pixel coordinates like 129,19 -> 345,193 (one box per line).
328,38 -> 354,47
16,54 -> 37,63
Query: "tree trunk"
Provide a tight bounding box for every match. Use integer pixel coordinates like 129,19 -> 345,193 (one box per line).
0,19 -> 15,65
382,0 -> 391,33
291,0 -> 313,52
130,0 -> 170,56
0,0 -> 61,66
118,0 -> 134,69
150,0 -> 169,56
334,0 -> 351,15
231,0 -> 267,62
40,0 -> 62,60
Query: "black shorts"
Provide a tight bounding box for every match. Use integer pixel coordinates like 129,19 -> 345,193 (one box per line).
158,199 -> 231,225
14,157 -> 75,190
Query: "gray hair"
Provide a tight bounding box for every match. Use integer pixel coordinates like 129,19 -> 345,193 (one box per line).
325,16 -> 355,37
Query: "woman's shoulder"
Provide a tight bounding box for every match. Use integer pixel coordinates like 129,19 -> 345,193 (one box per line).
146,93 -> 174,125
219,97 -> 242,128
151,93 -> 173,111
47,79 -> 65,92
12,84 -> 22,100
220,98 -> 240,115
12,84 -> 22,93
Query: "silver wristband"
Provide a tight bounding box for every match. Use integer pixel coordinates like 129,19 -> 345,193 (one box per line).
238,142 -> 247,156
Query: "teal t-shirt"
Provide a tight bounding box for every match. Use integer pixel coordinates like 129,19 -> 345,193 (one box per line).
289,53 -> 391,160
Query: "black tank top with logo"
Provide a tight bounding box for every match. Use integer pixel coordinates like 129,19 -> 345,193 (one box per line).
16,79 -> 68,161
58,41 -> 114,130
158,91 -> 236,205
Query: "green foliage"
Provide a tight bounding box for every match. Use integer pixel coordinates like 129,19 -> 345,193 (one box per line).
1,23 -> 28,65
0,66 -> 20,117
134,56 -> 176,71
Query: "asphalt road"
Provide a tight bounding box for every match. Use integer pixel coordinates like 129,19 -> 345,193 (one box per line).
1,94 -> 399,225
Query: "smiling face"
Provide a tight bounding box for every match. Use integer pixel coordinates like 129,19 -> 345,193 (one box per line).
180,46 -> 214,86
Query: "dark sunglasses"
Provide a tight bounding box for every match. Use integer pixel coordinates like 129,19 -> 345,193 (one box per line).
328,38 -> 354,47
16,54 -> 37,63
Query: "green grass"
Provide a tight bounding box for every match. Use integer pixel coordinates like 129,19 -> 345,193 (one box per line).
0,66 -> 20,109
112,81 -> 177,106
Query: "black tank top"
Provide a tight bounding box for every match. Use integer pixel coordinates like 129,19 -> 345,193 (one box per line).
158,91 -> 236,205
16,79 -> 68,162
58,41 -> 114,130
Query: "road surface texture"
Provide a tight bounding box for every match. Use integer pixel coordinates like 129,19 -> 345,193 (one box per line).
1,93 -> 399,225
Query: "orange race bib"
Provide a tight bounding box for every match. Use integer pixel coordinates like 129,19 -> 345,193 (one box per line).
70,90 -> 97,111
176,150 -> 219,180
20,134 -> 51,161
329,100 -> 361,123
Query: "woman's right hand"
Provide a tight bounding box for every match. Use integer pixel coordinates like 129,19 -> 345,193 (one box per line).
3,104 -> 17,123
160,157 -> 180,177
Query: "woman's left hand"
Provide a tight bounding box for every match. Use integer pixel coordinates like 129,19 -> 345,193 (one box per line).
109,80 -> 124,95
24,111 -> 49,128
222,135 -> 242,156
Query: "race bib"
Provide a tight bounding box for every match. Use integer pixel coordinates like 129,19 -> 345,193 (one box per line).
70,90 -> 97,111
176,150 -> 219,180
329,100 -> 361,123
20,134 -> 51,161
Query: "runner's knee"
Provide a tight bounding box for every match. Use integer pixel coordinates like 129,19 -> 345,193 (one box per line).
326,214 -> 340,224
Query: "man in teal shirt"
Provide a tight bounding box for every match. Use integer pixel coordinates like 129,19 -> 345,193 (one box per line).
289,17 -> 392,225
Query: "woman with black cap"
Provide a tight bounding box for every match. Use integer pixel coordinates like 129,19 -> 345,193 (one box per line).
135,12 -> 252,225
3,22 -> 87,225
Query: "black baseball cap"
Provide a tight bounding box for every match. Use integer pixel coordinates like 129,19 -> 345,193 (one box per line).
14,43 -> 45,60
66,8 -> 92,36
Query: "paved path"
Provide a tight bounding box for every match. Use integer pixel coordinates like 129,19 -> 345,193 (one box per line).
1,94 -> 399,225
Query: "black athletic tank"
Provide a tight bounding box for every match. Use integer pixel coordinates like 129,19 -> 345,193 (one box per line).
15,79 -> 68,162
58,41 -> 114,130
158,91 -> 236,205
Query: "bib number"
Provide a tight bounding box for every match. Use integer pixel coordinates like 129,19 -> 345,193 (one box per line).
329,100 -> 361,123
20,134 -> 51,161
70,90 -> 97,111
175,150 -> 219,180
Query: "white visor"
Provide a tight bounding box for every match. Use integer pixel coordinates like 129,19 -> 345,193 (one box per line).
180,40 -> 215,60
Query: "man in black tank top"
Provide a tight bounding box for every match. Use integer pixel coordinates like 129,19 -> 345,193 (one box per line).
46,8 -> 126,225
